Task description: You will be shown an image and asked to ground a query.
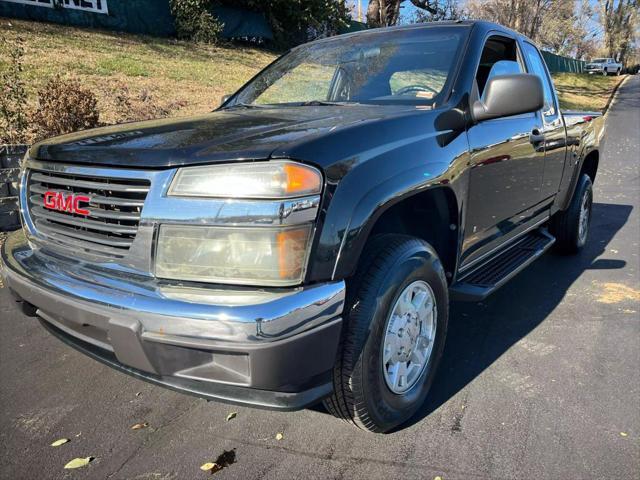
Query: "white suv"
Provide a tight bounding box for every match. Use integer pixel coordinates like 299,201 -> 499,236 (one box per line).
586,58 -> 622,75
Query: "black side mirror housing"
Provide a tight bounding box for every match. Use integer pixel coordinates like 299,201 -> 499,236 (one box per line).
472,74 -> 544,122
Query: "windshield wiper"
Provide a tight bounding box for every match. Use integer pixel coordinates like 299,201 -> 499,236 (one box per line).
295,100 -> 359,107
221,102 -> 268,110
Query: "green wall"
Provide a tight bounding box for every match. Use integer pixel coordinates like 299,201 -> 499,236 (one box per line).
0,0 -> 176,36
542,51 -> 586,74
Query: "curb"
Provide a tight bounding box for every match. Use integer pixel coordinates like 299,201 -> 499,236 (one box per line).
603,75 -> 631,118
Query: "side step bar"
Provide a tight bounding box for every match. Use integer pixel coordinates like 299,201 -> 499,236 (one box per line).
450,228 -> 556,302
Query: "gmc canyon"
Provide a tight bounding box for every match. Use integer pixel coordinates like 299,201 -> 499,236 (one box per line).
1,21 -> 604,432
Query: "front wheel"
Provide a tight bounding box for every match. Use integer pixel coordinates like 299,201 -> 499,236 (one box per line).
323,234 -> 448,432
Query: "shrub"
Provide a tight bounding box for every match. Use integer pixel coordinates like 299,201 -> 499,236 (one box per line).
0,35 -> 29,144
219,0 -> 351,48
170,0 -> 224,44
32,76 -> 100,141
112,83 -> 184,123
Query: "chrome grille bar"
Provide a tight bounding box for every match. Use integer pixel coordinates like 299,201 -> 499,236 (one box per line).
29,184 -> 145,207
31,206 -> 139,234
30,196 -> 142,221
31,172 -> 150,193
27,168 -> 150,258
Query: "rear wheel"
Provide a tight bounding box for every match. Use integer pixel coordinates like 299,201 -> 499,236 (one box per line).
323,234 -> 448,433
551,173 -> 593,253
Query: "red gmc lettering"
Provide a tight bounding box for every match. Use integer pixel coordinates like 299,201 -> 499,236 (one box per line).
43,191 -> 91,215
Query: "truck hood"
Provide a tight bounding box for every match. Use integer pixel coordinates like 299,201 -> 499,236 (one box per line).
29,105 -> 414,169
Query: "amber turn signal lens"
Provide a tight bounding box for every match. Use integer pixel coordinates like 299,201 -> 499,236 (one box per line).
283,163 -> 322,196
277,227 -> 312,280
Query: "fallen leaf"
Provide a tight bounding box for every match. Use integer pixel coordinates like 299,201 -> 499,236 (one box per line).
225,412 -> 237,422
620,432 -> 628,437
64,457 -> 94,469
75,432 -> 82,437
434,477 -> 443,480
200,462 -> 221,473
275,432 -> 284,440
51,438 -> 69,447
131,422 -> 149,430
135,392 -> 142,397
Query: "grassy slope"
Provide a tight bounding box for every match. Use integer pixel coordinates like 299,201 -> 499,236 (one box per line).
552,72 -> 626,111
1,19 -> 625,130
1,19 -> 276,127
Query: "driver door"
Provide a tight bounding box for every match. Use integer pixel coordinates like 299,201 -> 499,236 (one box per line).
461,35 -> 545,270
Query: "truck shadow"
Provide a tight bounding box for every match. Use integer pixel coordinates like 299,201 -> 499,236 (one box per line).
400,201 -> 633,430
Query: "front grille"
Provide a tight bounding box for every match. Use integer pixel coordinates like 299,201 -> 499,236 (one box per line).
27,169 -> 150,258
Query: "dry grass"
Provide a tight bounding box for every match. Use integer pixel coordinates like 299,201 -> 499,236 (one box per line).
1,18 -> 624,137
1,18 -> 276,135
552,73 -> 627,112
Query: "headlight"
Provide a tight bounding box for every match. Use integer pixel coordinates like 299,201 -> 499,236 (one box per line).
155,224 -> 313,286
168,161 -> 322,199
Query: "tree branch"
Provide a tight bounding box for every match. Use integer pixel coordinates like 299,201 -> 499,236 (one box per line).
408,0 -> 438,14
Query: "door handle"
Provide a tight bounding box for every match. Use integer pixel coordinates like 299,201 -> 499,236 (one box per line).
529,128 -> 545,144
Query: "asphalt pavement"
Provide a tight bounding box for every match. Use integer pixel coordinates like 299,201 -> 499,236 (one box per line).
1,76 -> 638,480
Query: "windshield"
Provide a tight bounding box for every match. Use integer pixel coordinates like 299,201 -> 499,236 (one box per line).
230,26 -> 467,108
591,59 -> 607,63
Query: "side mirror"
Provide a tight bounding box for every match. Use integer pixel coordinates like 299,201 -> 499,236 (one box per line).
472,74 -> 544,122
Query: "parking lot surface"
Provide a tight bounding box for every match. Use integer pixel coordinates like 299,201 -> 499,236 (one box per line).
1,76 -> 638,480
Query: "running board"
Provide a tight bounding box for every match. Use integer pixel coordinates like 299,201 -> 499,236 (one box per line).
450,229 -> 556,302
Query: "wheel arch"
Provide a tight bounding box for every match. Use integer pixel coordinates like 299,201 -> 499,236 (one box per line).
335,185 -> 461,284
581,149 -> 599,183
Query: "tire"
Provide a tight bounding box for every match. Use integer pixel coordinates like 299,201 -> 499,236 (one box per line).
323,234 -> 448,433
617,69 -> 621,76
603,68 -> 608,76
550,173 -> 593,254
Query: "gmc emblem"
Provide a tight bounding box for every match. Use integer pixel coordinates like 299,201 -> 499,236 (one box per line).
43,191 -> 91,216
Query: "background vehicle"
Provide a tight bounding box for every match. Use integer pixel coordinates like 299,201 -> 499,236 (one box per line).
586,57 -> 622,75
1,21 -> 603,432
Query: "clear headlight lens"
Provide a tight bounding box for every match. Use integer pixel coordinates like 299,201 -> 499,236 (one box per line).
168,161 -> 322,199
155,224 -> 313,286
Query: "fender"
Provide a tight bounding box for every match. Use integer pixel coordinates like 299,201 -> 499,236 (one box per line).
555,113 -> 603,212
302,126 -> 470,283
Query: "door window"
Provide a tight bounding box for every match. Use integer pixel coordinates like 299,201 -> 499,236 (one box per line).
475,36 -> 523,98
522,42 -> 556,115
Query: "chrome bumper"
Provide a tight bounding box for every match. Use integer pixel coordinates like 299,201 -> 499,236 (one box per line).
1,230 -> 345,409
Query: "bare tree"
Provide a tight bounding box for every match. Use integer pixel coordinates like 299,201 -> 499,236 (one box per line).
599,0 -> 638,66
539,0 -> 599,59
412,0 -> 464,22
466,0 -> 561,41
366,0 -> 438,27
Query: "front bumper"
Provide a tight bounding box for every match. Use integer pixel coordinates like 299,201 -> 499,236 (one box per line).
1,231 -> 344,410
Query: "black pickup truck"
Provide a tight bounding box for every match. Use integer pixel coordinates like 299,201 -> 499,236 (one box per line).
1,21 -> 603,432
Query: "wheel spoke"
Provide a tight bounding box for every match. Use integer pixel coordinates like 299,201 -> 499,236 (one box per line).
396,362 -> 408,389
411,289 -> 428,311
411,345 -> 426,366
417,301 -> 433,321
388,363 -> 401,389
383,337 -> 397,364
396,292 -> 414,315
